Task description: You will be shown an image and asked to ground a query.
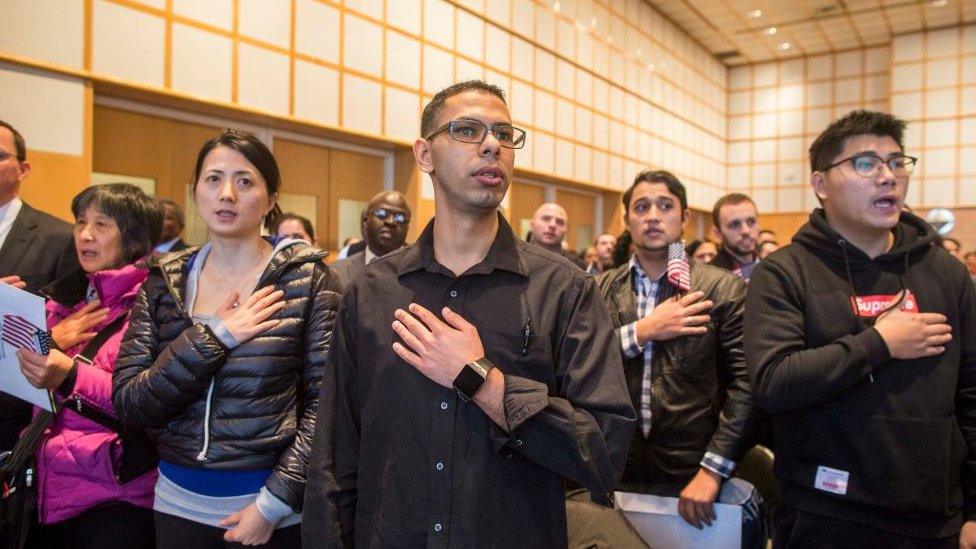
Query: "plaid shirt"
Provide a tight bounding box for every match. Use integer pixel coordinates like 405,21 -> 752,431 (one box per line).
617,255 -> 737,479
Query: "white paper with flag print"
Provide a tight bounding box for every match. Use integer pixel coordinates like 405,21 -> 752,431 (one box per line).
0,282 -> 54,410
667,241 -> 691,292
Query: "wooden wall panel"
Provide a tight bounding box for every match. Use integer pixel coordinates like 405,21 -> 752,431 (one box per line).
555,188 -> 596,252
509,182 -> 546,241
328,149 -> 384,251
273,138 -> 331,249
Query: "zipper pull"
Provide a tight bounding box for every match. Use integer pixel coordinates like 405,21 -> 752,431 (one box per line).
869,373 -> 875,383
75,396 -> 83,412
25,468 -> 33,488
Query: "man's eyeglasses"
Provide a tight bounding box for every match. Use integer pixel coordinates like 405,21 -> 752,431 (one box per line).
371,208 -> 409,224
424,119 -> 527,149
821,153 -> 918,178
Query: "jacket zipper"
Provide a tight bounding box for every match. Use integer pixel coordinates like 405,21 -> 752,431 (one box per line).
196,378 -> 216,461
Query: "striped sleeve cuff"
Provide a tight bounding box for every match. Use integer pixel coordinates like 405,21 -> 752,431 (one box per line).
700,452 -> 737,479
619,322 -> 644,359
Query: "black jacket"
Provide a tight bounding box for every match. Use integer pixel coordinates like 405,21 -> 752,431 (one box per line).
596,260 -> 759,494
746,209 -> 976,537
113,241 -> 342,511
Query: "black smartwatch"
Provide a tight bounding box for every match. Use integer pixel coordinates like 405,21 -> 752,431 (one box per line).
453,357 -> 494,402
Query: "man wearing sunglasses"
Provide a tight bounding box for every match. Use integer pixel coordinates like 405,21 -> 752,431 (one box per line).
304,80 -> 634,548
745,110 -> 976,548
330,190 -> 411,288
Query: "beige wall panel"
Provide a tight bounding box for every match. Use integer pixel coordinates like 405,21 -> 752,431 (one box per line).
0,64 -> 84,157
386,32 -> 421,89
173,0 -> 233,31
385,88 -> 420,143
422,45 -> 454,95
455,57 -> 483,83
0,0 -> 83,69
342,75 -> 382,135
294,61 -> 340,126
456,10 -> 484,62
386,0 -> 421,35
295,0 -> 340,63
485,0 -> 510,27
273,138 -> 330,249
484,26 -> 510,72
424,0 -> 454,50
239,0 -> 290,49
93,0 -> 165,88
344,14 -> 383,77
237,44 -> 290,115
346,0 -> 383,20
171,24 -> 233,102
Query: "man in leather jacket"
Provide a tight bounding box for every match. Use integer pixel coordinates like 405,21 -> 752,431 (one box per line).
596,169 -> 761,529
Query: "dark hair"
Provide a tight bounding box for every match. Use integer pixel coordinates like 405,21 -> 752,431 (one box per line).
192,129 -> 282,232
611,230 -> 633,268
157,197 -> 185,228
71,183 -> 163,264
711,193 -> 756,228
809,110 -> 906,173
622,170 -> 688,213
275,212 -> 315,240
685,238 -> 716,257
0,119 -> 27,161
421,80 -> 507,137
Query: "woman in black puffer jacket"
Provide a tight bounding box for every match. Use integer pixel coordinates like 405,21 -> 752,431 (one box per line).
113,129 -> 341,548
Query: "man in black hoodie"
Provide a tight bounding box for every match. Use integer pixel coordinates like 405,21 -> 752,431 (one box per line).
746,109 -> 976,548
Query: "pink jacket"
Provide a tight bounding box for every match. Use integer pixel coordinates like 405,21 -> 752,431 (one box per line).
36,263 -> 157,524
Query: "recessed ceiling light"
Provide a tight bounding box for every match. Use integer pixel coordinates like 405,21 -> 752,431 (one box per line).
591,16 -> 597,27
931,0 -> 947,6
553,1 -> 561,13
764,27 -> 778,36
748,9 -> 763,18
779,42 -> 791,50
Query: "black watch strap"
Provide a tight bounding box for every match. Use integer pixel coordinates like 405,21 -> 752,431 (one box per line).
453,357 -> 494,402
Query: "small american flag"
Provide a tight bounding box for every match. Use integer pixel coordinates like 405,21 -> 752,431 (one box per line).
1,314 -> 49,354
667,241 -> 691,292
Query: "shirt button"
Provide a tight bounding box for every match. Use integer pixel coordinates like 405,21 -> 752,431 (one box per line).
435,462 -> 444,471
449,290 -> 458,298
440,401 -> 448,410
434,523 -> 443,532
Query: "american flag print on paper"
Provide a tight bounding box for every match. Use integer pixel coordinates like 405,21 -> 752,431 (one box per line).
1,314 -> 48,354
666,241 -> 691,292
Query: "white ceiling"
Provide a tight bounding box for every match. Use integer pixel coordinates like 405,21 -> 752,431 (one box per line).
644,0 -> 976,65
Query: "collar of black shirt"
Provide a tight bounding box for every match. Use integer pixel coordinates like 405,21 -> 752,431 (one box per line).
397,212 -> 529,278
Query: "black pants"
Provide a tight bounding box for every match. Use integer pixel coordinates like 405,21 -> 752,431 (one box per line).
154,512 -> 300,549
28,501 -> 155,549
772,504 -> 957,549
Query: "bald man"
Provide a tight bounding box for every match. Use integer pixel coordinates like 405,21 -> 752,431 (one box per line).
528,202 -> 586,269
331,190 -> 411,288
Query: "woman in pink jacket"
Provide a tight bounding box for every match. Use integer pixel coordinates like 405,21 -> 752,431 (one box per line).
16,183 -> 162,549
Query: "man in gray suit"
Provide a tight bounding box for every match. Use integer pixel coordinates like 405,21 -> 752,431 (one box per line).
0,119 -> 80,452
331,190 -> 411,288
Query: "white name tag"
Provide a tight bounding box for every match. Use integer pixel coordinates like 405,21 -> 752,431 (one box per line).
814,466 -> 849,495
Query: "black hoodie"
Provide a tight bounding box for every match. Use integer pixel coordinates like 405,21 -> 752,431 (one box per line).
745,208 -> 976,538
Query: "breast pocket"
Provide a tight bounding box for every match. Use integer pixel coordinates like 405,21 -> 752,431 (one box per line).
481,325 -> 554,387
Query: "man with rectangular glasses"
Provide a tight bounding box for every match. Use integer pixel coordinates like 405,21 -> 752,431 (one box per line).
330,190 -> 411,288
303,80 -> 635,548
745,109 -> 976,548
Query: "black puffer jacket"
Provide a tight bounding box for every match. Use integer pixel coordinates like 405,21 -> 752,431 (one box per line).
112,241 -> 341,511
597,260 -> 761,494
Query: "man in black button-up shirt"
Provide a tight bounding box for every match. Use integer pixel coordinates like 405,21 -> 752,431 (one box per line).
303,81 -> 635,548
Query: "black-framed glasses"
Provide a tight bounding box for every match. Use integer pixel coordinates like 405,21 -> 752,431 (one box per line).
822,153 -> 918,178
424,119 -> 527,149
371,207 -> 409,224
